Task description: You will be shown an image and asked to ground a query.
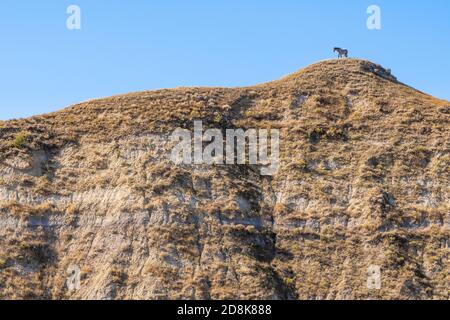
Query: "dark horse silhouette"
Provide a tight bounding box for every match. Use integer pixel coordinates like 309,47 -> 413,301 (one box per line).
333,47 -> 348,58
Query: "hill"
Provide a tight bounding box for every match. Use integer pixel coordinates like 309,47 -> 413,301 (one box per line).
0,59 -> 448,299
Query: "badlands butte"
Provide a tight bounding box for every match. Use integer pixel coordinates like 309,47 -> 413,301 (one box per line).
0,59 -> 449,300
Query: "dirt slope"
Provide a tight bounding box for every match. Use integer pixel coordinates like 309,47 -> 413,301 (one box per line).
0,59 -> 448,299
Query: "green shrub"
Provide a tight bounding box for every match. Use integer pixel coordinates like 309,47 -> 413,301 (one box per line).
0,257 -> 7,269
13,133 -> 27,148
213,112 -> 223,124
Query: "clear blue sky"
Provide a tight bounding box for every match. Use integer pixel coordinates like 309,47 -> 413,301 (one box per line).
1,0 -> 449,120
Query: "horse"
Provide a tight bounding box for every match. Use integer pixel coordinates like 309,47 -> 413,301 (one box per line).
333,47 -> 348,58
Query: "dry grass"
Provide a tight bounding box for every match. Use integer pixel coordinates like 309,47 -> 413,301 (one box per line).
0,201 -> 54,217
0,59 -> 448,300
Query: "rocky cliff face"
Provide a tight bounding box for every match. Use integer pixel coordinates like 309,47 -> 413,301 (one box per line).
0,59 -> 448,300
